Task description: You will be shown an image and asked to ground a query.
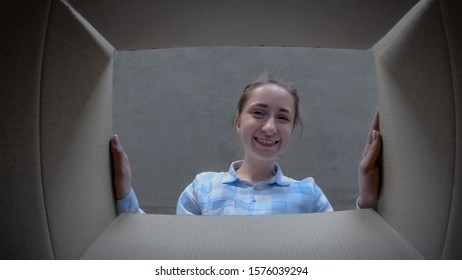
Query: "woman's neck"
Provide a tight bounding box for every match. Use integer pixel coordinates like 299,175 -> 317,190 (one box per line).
237,157 -> 276,184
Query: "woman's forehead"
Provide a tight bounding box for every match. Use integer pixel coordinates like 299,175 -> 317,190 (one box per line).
245,85 -> 295,112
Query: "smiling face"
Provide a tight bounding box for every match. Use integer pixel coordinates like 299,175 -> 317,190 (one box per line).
235,84 -> 296,164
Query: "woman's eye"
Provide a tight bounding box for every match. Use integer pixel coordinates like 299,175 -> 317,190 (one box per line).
277,115 -> 290,122
251,110 -> 265,117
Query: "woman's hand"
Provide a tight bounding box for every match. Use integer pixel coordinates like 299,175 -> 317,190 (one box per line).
110,134 -> 132,200
358,111 -> 382,209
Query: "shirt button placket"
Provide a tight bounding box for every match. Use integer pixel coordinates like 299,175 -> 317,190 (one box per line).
249,186 -> 256,214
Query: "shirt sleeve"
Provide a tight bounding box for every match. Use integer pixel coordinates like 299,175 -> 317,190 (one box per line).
176,179 -> 202,215
356,197 -> 362,209
312,184 -> 334,213
116,187 -> 145,215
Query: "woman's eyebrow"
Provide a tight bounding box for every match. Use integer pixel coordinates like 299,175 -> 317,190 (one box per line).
250,103 -> 292,114
278,108 -> 291,114
250,103 -> 269,108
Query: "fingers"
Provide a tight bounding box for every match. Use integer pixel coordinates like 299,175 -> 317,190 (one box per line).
363,129 -> 373,158
368,110 -> 381,162
111,134 -> 127,163
112,133 -> 120,146
363,110 -> 380,158
369,130 -> 382,160
110,134 -> 122,154
370,110 -> 380,133
367,111 -> 380,144
109,134 -> 132,199
362,130 -> 382,171
358,110 -> 382,208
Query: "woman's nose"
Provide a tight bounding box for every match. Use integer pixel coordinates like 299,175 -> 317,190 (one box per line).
262,117 -> 276,135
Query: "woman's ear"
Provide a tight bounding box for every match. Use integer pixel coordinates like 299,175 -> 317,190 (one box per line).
235,116 -> 241,134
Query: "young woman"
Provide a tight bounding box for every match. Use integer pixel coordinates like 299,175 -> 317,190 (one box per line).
111,75 -> 381,215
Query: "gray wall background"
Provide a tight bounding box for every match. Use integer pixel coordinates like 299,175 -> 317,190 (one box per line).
114,46 -> 377,213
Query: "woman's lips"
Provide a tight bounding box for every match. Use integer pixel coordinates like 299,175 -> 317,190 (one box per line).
254,137 -> 279,147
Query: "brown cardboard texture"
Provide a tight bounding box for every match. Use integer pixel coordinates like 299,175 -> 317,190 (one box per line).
0,0 -> 460,259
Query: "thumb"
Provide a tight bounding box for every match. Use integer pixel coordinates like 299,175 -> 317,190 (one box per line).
112,134 -> 120,146
365,130 -> 381,164
110,134 -> 125,159
111,134 -> 121,147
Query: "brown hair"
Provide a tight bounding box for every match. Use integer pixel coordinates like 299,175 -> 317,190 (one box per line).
236,73 -> 302,129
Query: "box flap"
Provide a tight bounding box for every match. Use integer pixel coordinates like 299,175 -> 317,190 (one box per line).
68,0 -> 419,50
82,210 -> 422,259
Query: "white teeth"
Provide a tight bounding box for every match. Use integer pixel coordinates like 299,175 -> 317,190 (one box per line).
256,138 -> 277,145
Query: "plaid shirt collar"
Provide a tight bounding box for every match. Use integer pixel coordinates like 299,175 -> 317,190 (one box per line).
222,160 -> 290,187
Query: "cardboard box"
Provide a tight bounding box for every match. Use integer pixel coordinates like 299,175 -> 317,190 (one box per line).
0,0 -> 460,259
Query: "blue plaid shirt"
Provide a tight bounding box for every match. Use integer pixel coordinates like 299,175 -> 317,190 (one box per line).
117,161 -> 333,215
177,161 -> 333,215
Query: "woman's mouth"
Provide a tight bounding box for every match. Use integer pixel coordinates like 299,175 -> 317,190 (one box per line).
254,137 -> 279,147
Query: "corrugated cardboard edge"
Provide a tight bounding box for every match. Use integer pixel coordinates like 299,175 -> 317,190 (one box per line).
0,0 -> 54,259
373,0 -> 460,259
82,210 -> 423,260
39,0 -> 116,259
438,0 -> 462,259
